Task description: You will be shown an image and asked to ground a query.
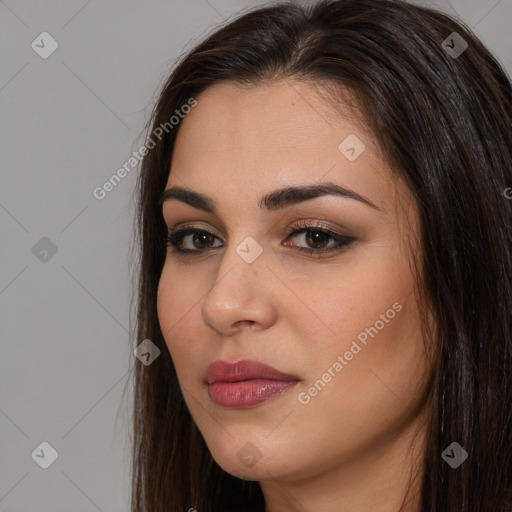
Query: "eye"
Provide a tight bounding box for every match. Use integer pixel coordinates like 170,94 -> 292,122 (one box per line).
284,220 -> 355,255
164,221 -> 355,257
165,228 -> 222,253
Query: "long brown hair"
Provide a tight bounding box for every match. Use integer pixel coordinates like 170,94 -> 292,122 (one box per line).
128,1 -> 512,510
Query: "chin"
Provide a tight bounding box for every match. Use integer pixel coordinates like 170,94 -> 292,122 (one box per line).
204,433 -> 304,482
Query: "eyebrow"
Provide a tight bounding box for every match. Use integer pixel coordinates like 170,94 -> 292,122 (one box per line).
159,181 -> 380,213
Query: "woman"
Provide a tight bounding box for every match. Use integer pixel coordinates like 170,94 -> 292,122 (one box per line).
130,0 -> 512,510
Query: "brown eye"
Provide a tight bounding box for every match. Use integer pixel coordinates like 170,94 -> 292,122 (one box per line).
284,222 -> 355,255
165,228 -> 222,253
165,223 -> 355,257
191,231 -> 216,249
304,230 -> 331,249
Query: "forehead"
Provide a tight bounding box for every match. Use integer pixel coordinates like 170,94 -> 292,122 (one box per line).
173,79 -> 375,158
166,79 -> 410,221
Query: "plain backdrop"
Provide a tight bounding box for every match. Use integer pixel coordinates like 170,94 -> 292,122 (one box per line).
1,0 -> 510,510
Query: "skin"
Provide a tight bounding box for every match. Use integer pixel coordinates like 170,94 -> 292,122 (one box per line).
157,79 -> 434,512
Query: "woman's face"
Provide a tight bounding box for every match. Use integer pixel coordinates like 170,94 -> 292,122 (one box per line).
157,79 -> 432,487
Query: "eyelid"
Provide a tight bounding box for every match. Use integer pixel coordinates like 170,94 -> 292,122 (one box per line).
165,217 -> 351,237
288,219 -> 351,237
164,219 -> 350,242
165,221 -> 223,239
165,220 -> 355,256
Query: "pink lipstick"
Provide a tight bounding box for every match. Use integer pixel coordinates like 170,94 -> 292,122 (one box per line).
205,359 -> 299,409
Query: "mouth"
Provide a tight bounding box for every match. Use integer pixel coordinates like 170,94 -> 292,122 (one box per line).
204,359 -> 299,409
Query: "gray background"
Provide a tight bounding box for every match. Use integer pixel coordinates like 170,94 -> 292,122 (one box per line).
1,0 -> 510,510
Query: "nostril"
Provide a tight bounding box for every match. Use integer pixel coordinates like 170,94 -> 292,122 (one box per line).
234,320 -> 255,328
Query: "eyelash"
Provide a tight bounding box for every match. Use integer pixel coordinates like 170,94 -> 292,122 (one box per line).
164,220 -> 355,257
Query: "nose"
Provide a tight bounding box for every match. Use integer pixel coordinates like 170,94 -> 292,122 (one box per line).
200,238 -> 277,336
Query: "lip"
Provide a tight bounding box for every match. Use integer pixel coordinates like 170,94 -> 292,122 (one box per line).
205,359 -> 299,409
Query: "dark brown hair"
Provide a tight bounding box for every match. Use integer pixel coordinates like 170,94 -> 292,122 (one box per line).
128,1 -> 512,510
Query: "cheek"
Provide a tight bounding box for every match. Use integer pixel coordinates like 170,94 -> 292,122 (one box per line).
318,292 -> 427,410
156,265 -> 204,375
291,295 -> 429,472
297,244 -> 429,415
299,248 -> 412,356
